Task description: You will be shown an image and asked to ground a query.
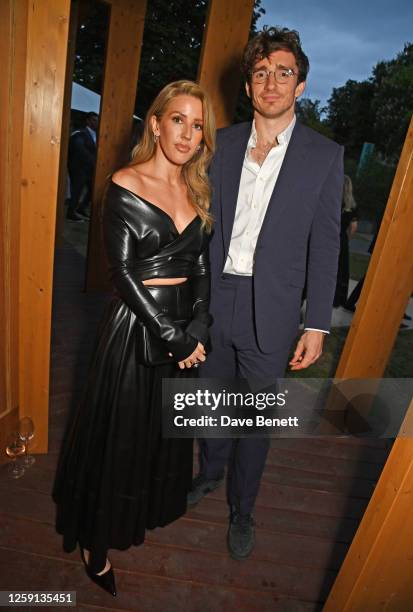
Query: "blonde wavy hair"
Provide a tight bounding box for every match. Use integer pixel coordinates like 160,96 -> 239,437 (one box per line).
129,80 -> 215,232
343,174 -> 356,211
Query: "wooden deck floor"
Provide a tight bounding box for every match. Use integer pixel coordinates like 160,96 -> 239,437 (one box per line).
0,241 -> 392,611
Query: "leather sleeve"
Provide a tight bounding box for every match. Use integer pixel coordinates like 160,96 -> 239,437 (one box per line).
185,246 -> 212,346
103,188 -> 198,361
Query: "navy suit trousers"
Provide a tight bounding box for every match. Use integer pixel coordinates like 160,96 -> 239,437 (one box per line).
199,274 -> 290,515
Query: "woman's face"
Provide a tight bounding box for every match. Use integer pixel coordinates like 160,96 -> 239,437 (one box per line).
152,94 -> 204,165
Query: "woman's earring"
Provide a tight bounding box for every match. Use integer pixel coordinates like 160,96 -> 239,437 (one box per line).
153,133 -> 159,143
196,144 -> 201,151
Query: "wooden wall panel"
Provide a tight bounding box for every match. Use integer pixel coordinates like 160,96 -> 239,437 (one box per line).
198,0 -> 255,128
19,0 -> 70,452
85,0 -> 147,291
0,1 -> 28,462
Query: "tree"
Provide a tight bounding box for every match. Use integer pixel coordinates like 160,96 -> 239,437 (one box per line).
326,79 -> 375,159
295,98 -> 333,138
326,43 -> 413,162
371,43 -> 413,161
73,0 -> 266,118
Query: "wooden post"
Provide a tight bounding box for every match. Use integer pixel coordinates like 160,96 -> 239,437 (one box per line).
55,0 -> 80,248
324,119 -> 413,608
324,406 -> 413,610
0,0 -> 28,462
19,0 -> 70,453
198,0 -> 255,128
85,0 -> 147,291
336,117 -> 413,379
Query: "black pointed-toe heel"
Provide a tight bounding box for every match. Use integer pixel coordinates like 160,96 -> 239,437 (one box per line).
80,548 -> 117,597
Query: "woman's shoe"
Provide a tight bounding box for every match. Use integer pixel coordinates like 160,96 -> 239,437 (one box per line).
80,548 -> 117,597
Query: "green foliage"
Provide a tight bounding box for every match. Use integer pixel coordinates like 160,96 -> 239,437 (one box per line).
295,98 -> 333,138
72,2 -> 109,94
352,155 -> 396,224
327,43 -> 413,162
73,0 -> 266,119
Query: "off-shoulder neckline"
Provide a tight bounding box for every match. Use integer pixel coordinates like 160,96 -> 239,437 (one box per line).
109,179 -> 199,236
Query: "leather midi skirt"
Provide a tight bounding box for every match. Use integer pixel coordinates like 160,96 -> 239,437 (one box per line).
52,282 -> 195,573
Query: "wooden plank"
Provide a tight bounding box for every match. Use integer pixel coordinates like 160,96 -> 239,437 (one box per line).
19,0 -> 71,453
325,405 -> 413,610
85,0 -> 147,291
0,514 -> 336,603
336,116 -> 413,378
55,0 -> 80,248
0,479 -> 359,545
324,119 -> 413,609
0,547 -> 317,611
198,0 -> 255,128
0,1 -> 28,462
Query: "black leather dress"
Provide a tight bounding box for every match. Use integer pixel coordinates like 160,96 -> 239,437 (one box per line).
53,180 -> 211,572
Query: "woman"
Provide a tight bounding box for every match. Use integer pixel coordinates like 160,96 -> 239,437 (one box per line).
334,174 -> 358,308
53,80 -> 215,596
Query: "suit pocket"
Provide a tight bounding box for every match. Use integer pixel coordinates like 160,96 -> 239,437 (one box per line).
285,268 -> 306,289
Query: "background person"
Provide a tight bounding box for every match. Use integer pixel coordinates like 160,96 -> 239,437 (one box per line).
67,111 -> 98,221
333,174 -> 358,307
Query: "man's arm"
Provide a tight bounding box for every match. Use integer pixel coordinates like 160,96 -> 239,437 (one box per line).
290,144 -> 344,370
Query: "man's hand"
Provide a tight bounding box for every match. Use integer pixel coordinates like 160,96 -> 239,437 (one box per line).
169,342 -> 206,370
289,330 -> 325,371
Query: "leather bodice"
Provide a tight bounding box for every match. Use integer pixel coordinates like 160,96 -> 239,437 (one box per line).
106,181 -> 209,280
102,180 -> 212,361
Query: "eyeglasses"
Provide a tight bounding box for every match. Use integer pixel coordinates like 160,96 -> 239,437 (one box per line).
251,66 -> 296,84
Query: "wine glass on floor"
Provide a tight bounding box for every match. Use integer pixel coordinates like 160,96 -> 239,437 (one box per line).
5,432 -> 26,479
19,416 -> 35,467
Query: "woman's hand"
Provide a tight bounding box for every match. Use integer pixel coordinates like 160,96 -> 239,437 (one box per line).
171,342 -> 206,369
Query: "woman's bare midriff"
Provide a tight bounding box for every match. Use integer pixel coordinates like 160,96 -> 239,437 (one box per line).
142,277 -> 188,286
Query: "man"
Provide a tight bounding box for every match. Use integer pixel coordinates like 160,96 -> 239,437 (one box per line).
189,27 -> 344,560
67,111 -> 98,221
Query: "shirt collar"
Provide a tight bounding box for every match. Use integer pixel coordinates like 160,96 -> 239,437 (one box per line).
248,114 -> 296,148
86,126 -> 96,143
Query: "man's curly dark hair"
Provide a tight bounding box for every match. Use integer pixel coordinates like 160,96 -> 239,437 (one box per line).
241,26 -> 310,84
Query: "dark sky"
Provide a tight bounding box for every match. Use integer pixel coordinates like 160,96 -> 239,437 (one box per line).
258,0 -> 413,108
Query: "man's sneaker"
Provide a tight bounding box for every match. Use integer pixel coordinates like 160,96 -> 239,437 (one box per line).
77,208 -> 91,219
227,510 -> 255,560
187,473 -> 224,506
66,211 -> 85,222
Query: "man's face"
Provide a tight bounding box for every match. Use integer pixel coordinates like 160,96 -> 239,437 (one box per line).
88,115 -> 98,131
246,49 -> 305,120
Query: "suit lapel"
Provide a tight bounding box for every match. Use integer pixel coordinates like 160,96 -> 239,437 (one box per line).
220,124 -> 251,254
257,121 -> 312,243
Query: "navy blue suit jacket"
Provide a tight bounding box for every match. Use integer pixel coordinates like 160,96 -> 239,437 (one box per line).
208,120 -> 344,354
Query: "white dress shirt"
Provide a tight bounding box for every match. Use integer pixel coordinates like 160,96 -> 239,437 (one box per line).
223,115 -> 327,334
86,126 -> 96,144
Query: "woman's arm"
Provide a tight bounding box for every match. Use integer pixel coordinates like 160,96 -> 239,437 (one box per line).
185,246 -> 212,346
103,187 -> 198,361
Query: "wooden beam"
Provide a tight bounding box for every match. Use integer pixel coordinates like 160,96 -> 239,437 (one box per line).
55,0 -> 80,248
324,405 -> 413,610
324,119 -> 413,607
198,0 -> 255,128
85,0 -> 147,291
336,116 -> 413,378
19,0 -> 70,453
0,0 -> 28,462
